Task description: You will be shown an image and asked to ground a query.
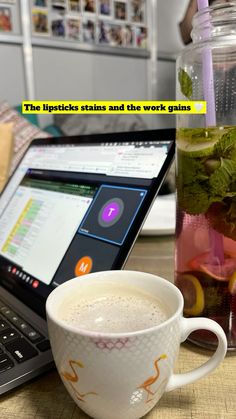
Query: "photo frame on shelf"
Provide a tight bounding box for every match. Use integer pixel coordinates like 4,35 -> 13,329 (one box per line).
67,16 -> 80,40
135,25 -> 147,48
0,6 -> 12,32
32,8 -> 49,35
83,0 -> 96,14
82,18 -> 95,43
130,0 -> 146,24
29,0 -> 148,53
68,0 -> 80,12
51,15 -> 65,37
33,0 -> 48,7
51,0 -> 66,11
114,1 -> 127,21
99,22 -> 134,47
121,24 -> 133,47
98,20 -> 109,44
98,0 -> 111,17
98,21 -> 122,46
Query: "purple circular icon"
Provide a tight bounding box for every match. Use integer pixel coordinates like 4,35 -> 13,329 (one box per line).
102,202 -> 120,222
98,198 -> 124,227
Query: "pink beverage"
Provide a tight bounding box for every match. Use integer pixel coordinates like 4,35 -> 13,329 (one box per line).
175,126 -> 236,349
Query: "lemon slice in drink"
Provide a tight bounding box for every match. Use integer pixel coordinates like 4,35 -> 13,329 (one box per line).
229,272 -> 236,295
176,273 -> 204,316
177,127 -> 223,158
177,138 -> 218,157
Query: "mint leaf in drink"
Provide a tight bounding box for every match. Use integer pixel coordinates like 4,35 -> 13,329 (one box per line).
178,128 -> 207,140
177,150 -> 210,214
177,127 -> 222,157
177,152 -> 208,185
214,128 -> 236,158
178,68 -> 193,99
204,158 -> 221,175
225,191 -> 236,198
209,158 -> 236,197
177,126 -> 236,232
177,183 -> 210,215
206,200 -> 236,241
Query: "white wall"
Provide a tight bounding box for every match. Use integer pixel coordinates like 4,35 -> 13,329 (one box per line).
152,0 -> 189,129
157,0 -> 189,56
1,1 -> 190,129
1,1 -> 25,105
33,47 -> 149,127
1,44 -> 26,105
154,59 -> 176,128
33,49 -> 148,101
93,55 -> 148,101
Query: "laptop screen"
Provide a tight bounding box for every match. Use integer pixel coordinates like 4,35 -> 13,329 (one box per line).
0,130 -> 175,315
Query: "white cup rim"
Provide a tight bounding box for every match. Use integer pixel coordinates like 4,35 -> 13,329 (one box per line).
46,270 -> 184,338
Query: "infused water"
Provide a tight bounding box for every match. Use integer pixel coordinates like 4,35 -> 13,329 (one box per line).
175,126 -> 236,348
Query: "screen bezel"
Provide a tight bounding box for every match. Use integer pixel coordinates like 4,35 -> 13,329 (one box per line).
0,129 -> 175,317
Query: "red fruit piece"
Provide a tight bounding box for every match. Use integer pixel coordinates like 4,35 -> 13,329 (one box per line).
188,251 -> 236,281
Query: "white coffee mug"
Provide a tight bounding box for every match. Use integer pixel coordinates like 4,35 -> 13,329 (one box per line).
46,270 -> 227,419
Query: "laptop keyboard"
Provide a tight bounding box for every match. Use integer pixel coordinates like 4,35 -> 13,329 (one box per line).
0,299 -> 50,373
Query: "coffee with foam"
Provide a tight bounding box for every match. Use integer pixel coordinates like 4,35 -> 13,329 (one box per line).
58,282 -> 169,333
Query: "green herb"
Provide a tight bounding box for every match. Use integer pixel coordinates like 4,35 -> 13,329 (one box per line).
209,158 -> 236,197
178,68 -> 193,99
204,159 -> 221,175
206,200 -> 236,241
177,183 -> 210,215
214,128 -> 236,158
177,126 -> 236,231
177,153 -> 208,185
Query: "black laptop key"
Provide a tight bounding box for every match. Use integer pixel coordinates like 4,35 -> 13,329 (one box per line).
0,329 -> 20,344
2,307 -> 16,320
3,310 -> 23,326
0,300 -> 7,309
22,327 -> 43,343
13,320 -> 43,343
36,339 -> 51,352
0,353 -> 14,373
5,338 -> 38,363
0,317 -> 11,332
0,308 -> 44,343
0,305 -> 10,315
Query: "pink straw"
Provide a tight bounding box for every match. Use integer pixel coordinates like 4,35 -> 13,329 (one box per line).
197,0 -> 224,264
197,0 -> 216,126
197,0 -> 209,9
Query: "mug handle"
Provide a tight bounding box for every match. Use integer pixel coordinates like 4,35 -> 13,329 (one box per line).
165,317 -> 227,392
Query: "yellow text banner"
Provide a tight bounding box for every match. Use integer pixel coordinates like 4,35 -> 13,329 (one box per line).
22,101 -> 207,114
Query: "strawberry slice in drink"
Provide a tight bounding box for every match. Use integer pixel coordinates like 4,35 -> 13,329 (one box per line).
188,251 -> 236,281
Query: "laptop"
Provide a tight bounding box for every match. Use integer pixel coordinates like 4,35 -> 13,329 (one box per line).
0,129 -> 175,394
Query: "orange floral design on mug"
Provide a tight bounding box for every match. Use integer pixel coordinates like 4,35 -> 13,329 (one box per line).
138,354 -> 167,403
61,360 -> 98,402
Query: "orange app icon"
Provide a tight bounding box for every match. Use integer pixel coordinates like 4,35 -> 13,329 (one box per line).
74,256 -> 93,276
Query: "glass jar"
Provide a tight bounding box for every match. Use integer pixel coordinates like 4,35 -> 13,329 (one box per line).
175,1 -> 236,349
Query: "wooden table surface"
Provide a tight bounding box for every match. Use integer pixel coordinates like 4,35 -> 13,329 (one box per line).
1,236 -> 236,419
